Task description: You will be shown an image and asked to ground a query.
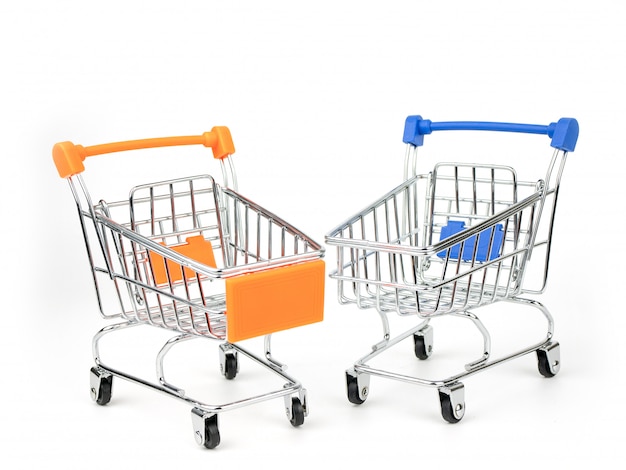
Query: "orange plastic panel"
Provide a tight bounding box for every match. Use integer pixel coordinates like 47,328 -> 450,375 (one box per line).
225,260 -> 325,342
148,235 -> 216,285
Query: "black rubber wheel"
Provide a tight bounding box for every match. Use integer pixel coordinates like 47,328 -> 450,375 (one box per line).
203,415 -> 221,449
346,373 -> 366,405
439,391 -> 463,424
414,334 -> 431,360
537,349 -> 557,378
289,397 -> 305,427
223,354 -> 238,380
91,367 -> 112,406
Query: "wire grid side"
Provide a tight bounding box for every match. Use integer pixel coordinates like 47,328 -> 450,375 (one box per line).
330,165 -> 543,316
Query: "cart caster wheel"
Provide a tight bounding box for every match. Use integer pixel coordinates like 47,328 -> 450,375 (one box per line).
537,341 -> 560,378
191,408 -> 220,449
284,389 -> 307,427
413,325 -> 433,360
346,369 -> 370,405
223,353 -> 238,380
90,367 -> 112,406
219,344 -> 239,380
288,397 -> 305,427
438,383 -> 465,424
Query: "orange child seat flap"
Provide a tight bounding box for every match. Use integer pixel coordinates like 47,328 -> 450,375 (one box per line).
148,235 -> 217,285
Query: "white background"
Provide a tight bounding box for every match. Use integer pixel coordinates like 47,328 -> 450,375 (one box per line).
1,0 -> 623,467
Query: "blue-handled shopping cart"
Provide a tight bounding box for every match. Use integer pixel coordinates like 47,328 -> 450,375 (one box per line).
325,116 -> 578,422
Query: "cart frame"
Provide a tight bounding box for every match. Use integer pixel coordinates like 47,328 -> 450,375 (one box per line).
326,116 -> 578,422
54,127 -> 325,447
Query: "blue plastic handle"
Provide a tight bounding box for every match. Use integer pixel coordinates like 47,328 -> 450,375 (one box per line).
403,115 -> 579,151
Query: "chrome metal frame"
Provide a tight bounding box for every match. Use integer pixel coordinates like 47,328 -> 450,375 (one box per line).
69,151 -> 323,447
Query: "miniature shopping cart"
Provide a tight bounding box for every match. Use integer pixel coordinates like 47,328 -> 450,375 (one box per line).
53,127 -> 325,448
326,116 -> 578,423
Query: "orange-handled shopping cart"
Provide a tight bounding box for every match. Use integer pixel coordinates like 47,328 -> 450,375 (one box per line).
54,126 -> 325,448
326,116 -> 578,423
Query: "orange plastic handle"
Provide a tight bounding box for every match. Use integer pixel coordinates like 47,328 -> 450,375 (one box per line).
53,126 -> 235,178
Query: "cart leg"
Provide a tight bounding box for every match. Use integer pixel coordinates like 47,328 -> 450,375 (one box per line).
90,367 -> 113,406
191,408 -> 220,449
450,310 -> 491,371
264,334 -> 287,371
537,341 -> 560,377
156,333 -> 193,395
346,368 -> 370,405
438,382 -> 465,423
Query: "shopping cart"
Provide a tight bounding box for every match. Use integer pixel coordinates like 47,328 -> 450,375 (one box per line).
325,116 -> 578,423
53,127 -> 325,448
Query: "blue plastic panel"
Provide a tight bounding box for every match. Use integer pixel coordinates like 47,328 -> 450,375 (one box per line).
437,221 -> 504,262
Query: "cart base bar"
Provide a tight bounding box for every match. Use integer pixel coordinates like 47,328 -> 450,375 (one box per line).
90,321 -> 309,448
344,297 -> 560,423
